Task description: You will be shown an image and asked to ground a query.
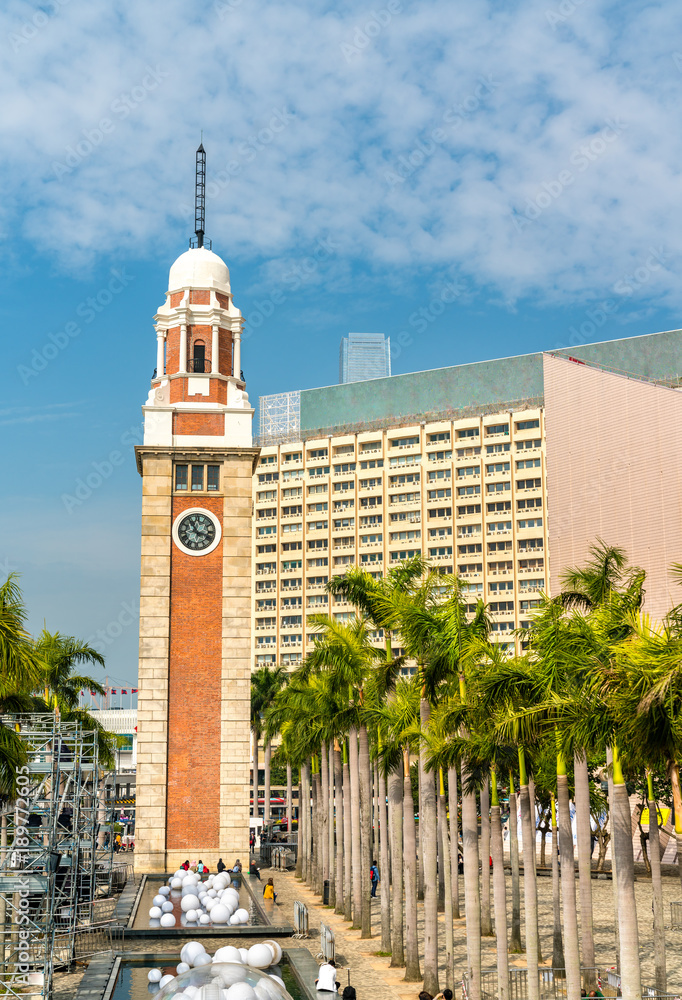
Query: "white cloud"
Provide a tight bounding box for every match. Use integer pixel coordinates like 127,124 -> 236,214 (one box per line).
1,0 -> 682,306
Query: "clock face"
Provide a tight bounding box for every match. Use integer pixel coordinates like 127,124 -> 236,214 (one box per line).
177,511 -> 217,552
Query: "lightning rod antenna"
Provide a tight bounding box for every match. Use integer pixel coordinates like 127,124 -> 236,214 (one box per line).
191,141 -> 210,249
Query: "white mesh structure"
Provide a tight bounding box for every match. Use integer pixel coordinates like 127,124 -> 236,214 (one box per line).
258,391 -> 301,444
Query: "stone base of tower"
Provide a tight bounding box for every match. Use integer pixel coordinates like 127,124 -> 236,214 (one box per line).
134,445 -> 257,875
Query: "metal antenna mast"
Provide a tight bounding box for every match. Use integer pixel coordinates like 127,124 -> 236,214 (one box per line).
191,141 -> 210,249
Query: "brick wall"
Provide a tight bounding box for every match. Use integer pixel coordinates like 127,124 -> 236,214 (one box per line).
216,292 -> 230,309
190,290 -> 211,305
219,329 -> 233,378
173,412 -> 224,436
167,494 -> 224,850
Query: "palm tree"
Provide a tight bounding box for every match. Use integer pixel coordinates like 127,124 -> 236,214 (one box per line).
0,576 -> 39,796
251,664 -> 288,833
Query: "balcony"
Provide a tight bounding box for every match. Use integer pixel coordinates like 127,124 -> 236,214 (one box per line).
256,567 -> 276,576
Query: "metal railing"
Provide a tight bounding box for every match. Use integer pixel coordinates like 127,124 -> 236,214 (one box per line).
53,923 -> 125,968
293,900 -> 309,938
317,921 -> 335,963
464,968 -> 622,1000
259,840 -> 298,867
270,846 -> 297,870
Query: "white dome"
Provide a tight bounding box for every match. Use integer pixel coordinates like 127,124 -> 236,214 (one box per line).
168,247 -> 230,292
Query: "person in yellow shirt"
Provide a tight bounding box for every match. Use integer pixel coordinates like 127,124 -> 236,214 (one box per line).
263,878 -> 277,902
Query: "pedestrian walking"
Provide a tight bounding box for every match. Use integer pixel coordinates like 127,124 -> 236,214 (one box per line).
370,860 -> 379,897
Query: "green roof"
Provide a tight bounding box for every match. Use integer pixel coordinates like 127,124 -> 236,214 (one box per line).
299,329 -> 682,436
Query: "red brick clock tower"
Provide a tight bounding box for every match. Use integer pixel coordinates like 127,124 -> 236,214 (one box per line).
134,160 -> 257,870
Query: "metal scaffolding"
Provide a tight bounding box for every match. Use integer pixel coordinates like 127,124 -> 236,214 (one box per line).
257,390 -> 301,444
0,715 -> 116,999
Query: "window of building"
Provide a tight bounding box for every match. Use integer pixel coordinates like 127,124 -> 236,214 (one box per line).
308,520 -> 328,531
488,521 -> 512,532
259,455 -> 277,465
360,440 -> 381,452
190,465 -> 204,491
359,496 -> 379,508
391,491 -> 420,503
516,418 -> 540,430
281,577 -> 302,589
458,543 -> 482,555
491,621 -> 513,632
517,478 -> 542,490
257,507 -> 277,519
485,423 -> 509,436
390,435 -> 420,448
486,443 -> 510,454
390,472 -> 420,486
519,577 -> 545,590
281,615 -> 302,627
457,525 -> 479,536
283,452 -> 302,463
256,581 -> 275,592
309,557 -> 329,567
282,559 -> 302,571
257,489 -> 277,501
488,560 -> 513,572
458,562 -> 482,573
489,580 -> 514,592
256,616 -> 276,629
490,601 -> 514,612
256,544 -> 276,554
360,477 -> 382,488
334,555 -> 355,566
308,594 -> 327,606
517,497 -> 543,510
257,525 -> 277,536
282,486 -> 302,498
307,575 -> 329,586
518,538 -> 544,550
518,517 -> 543,529
308,539 -> 328,549
428,431 -> 450,443
360,514 -> 382,526
334,498 -> 356,510
333,482 -> 354,492
308,448 -> 328,460
333,517 -> 355,529
488,541 -> 512,552
517,459 -> 541,470
486,462 -> 510,474
429,526 -> 452,538
361,552 -> 382,563
334,462 -> 356,474
519,558 -> 545,570
256,562 -> 276,574
390,454 -> 421,467
456,428 -> 479,439
281,540 -> 302,551
308,501 -> 328,512
257,598 -> 277,610
487,501 -> 511,513
455,485 -> 479,497
281,505 -> 302,516
258,472 -> 279,483
428,450 -> 452,461
360,459 -> 384,470
461,582 -> 483,592
391,548 -> 420,561
520,599 -> 541,611
430,546 -> 453,557
486,482 -> 511,494
456,503 -> 480,516
390,530 -> 420,542
282,596 -> 302,607
516,439 -> 542,450
428,470 -> 451,483
282,522 -> 301,533
308,466 -> 330,477
430,506 -> 453,518
334,444 -> 355,457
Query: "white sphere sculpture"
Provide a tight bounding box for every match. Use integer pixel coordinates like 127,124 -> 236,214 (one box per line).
152,894 -> 166,907
247,945 -> 274,969
161,900 -> 174,913
235,908 -> 250,924
176,962 -> 190,975
185,909 -> 199,922
264,941 -> 283,965
159,974 -> 175,988
226,984 -> 258,1000
149,906 -> 162,919
160,912 -> 176,928
181,894 -> 201,912
181,941 -> 206,966
269,975 -> 286,990
194,952 -> 213,967
171,877 -> 183,889
216,965 -> 249,986
214,946 -> 242,964
239,949 -> 249,963
159,885 -> 171,896
147,968 -> 162,982
229,914 -> 240,925
182,874 -> 198,886
210,903 -> 230,924
199,913 -> 211,924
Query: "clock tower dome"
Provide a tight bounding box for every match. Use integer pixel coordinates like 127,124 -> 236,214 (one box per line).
134,147 -> 257,872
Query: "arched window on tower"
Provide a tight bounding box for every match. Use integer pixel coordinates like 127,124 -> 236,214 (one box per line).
191,340 -> 206,373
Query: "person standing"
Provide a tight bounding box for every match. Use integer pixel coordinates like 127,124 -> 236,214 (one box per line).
370,860 -> 379,898
217,858 -> 226,873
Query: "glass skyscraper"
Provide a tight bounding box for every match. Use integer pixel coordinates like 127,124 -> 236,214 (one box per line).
339,332 -> 391,383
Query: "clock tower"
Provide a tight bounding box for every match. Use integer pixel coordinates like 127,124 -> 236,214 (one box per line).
134,152 -> 257,871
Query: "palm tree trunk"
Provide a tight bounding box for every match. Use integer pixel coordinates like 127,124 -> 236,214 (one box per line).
438,795 -> 446,912
253,733 -> 259,826
519,753 -> 540,1000
528,775 -> 542,964
418,762 -> 425,902
343,744 -> 353,921
480,775 -> 493,936
557,768 -> 581,1000
320,742 -> 330,885
462,762 -> 481,1000
295,767 -> 303,879
389,768 -> 405,967
448,765 -> 461,920
611,752 -> 641,1000
379,764 -> 391,953
490,770 -> 509,1000
264,740 -> 272,828
349,726 -> 362,928
286,763 -> 293,844
550,795 -> 564,971
403,749 -> 421,982
508,778 -> 523,953
374,762 -> 380,862
359,724 -> 373,938
439,769 -> 454,990
420,699 -> 439,994
312,765 -> 322,893
648,774 -> 666,993
573,752 -> 595,984
606,747 -> 620,973
329,742 -> 336,908
670,763 -> 682,891
334,743 -> 344,915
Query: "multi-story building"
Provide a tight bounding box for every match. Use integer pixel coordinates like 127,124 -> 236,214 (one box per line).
252,328 -> 682,669
339,332 -> 392,383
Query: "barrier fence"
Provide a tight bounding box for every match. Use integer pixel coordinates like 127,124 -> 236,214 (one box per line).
259,841 -> 298,868
53,924 -> 125,968
670,901 -> 682,928
293,900 -> 309,938
464,967 -> 681,1000
318,922 -> 335,963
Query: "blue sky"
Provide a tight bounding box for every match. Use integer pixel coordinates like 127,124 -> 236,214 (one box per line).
3,0 -> 682,686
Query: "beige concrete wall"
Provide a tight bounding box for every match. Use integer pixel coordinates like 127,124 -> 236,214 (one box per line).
135,454 -> 172,872
544,353 -> 682,619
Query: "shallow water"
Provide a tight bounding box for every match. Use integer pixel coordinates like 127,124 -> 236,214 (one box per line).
134,877 -> 263,929
111,957 -> 304,1000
